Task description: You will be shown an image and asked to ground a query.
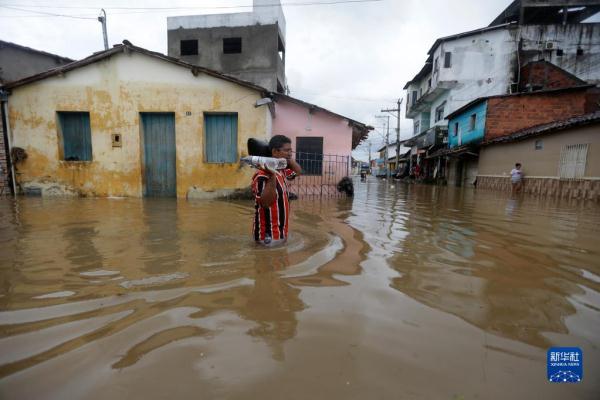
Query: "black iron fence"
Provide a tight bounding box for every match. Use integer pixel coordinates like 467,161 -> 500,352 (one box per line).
289,152 -> 351,198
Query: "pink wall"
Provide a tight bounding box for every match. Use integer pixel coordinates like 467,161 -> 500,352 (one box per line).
272,98 -> 353,158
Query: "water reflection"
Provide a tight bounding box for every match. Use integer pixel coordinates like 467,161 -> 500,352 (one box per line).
358,183 -> 598,348
141,199 -> 182,274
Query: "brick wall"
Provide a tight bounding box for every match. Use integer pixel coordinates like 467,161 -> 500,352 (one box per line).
484,90 -> 589,141
520,61 -> 584,91
585,88 -> 600,114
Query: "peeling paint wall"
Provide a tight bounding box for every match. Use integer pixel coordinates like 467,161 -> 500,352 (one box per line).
8,51 -> 269,198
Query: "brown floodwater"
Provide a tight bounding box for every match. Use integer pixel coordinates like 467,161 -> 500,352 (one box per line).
0,179 -> 599,399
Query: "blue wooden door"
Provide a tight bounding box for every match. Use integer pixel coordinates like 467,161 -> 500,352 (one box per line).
141,113 -> 176,197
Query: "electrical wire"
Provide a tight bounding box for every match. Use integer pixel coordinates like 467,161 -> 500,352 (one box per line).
0,0 -> 383,18
0,5 -> 97,19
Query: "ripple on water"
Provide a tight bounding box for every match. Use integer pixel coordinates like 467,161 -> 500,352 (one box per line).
33,291 -> 76,300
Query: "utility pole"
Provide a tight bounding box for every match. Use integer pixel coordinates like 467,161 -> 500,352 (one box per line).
381,98 -> 403,177
98,9 -> 109,50
375,115 -> 391,179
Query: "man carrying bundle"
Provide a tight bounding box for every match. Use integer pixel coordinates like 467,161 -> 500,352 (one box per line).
251,135 -> 302,246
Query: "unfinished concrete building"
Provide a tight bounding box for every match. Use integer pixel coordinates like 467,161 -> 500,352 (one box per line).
167,0 -> 287,93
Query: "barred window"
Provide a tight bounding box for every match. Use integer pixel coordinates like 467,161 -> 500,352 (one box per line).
558,144 -> 588,179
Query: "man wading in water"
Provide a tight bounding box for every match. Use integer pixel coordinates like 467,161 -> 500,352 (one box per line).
252,135 -> 302,246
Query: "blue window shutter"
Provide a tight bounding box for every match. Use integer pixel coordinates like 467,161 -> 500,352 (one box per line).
59,112 -> 92,161
204,113 -> 238,163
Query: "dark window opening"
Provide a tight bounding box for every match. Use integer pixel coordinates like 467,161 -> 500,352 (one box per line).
278,35 -> 285,63
577,47 -> 584,56
535,140 -> 543,150
180,40 -> 198,56
444,52 -> 452,68
223,37 -> 242,54
411,90 -> 417,105
556,49 -> 564,57
296,137 -> 323,175
469,114 -> 477,131
57,112 -> 92,161
453,122 -> 459,137
277,80 -> 285,94
435,102 -> 446,122
428,78 -> 432,88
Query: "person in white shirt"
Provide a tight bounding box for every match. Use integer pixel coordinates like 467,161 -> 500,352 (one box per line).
510,163 -> 523,195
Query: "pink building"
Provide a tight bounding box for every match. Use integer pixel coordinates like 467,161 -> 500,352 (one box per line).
271,94 -> 371,196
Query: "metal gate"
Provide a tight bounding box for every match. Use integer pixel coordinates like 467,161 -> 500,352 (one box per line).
288,152 -> 351,198
558,143 -> 588,179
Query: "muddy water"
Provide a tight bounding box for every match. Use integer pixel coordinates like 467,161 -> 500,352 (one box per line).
0,180 -> 599,399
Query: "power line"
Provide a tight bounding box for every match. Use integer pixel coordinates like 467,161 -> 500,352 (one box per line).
0,0 -> 383,11
0,5 -> 96,19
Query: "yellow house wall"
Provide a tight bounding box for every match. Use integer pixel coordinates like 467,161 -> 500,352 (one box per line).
8,51 -> 270,198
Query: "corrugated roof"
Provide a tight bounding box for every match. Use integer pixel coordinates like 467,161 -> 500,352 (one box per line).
482,111 -> 600,146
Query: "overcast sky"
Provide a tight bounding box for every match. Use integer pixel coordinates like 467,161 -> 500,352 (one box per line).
1,0 -> 594,160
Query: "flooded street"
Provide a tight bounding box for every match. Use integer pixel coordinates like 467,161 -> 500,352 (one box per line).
1,179 -> 599,399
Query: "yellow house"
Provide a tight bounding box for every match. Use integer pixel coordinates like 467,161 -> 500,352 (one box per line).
2,41 -> 272,198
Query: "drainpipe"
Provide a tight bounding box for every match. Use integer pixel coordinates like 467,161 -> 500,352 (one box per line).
0,89 -> 17,196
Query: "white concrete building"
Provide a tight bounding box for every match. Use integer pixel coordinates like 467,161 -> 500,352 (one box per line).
404,24 -> 518,136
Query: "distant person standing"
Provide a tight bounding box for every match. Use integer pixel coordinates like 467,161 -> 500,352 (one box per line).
510,163 -> 523,195
252,135 -> 302,246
